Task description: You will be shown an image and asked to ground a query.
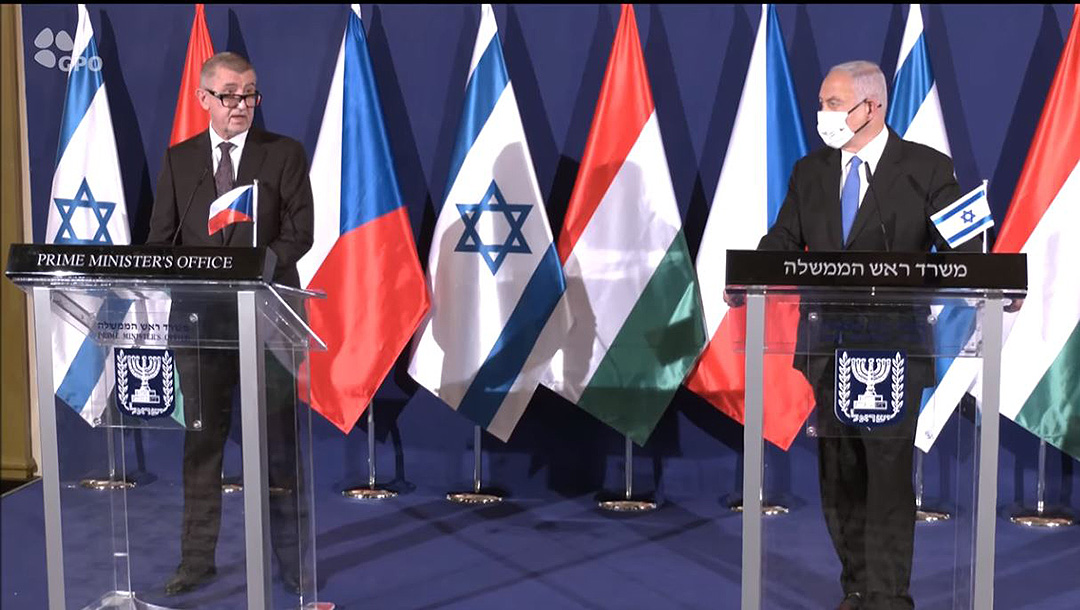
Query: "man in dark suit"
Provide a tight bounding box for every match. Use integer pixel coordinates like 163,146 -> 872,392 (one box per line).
146,51 -> 313,595
731,61 -> 976,610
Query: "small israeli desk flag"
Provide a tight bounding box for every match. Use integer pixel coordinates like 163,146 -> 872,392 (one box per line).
931,181 -> 993,248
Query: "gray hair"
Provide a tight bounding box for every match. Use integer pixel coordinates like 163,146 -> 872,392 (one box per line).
200,52 -> 256,87
828,60 -> 888,114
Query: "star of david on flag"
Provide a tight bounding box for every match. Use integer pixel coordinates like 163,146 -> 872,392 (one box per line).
454,181 -> 531,274
52,178 -> 117,244
408,4 -> 567,441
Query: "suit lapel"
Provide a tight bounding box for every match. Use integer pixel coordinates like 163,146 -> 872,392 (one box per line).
226,129 -> 267,246
845,129 -> 902,249
818,149 -> 844,250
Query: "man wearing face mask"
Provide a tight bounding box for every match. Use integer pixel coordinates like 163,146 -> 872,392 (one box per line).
727,61 -> 981,610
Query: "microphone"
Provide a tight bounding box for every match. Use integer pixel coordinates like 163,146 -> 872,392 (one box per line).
863,162 -> 891,252
171,167 -> 210,246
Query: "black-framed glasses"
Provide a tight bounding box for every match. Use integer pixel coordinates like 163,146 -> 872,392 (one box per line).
204,89 -> 262,108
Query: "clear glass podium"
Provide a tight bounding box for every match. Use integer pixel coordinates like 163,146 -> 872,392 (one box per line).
6,244 -> 328,610
725,250 -> 1026,610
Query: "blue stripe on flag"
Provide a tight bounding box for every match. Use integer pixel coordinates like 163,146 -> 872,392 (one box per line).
935,189 -> 986,223
56,296 -> 134,416
341,11 -> 405,233
764,5 -> 808,227
457,244 -> 566,427
947,216 -> 993,245
444,37 -> 510,199
56,36 -> 104,166
886,33 -> 934,137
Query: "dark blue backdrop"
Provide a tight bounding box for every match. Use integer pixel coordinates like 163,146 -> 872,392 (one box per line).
20,4 -> 1077,508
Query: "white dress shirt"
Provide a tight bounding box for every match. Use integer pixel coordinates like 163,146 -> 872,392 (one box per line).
839,125 -> 889,209
208,125 -> 249,181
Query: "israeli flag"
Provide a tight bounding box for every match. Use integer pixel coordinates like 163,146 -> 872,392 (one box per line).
931,182 -> 994,248
46,5 -> 133,424
886,4 -> 950,156
408,4 -> 567,441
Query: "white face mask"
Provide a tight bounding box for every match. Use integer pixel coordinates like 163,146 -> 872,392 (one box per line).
816,98 -> 870,149
816,110 -> 855,149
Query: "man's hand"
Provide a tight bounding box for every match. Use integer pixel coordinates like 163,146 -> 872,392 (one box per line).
724,289 -> 746,308
1005,298 -> 1024,313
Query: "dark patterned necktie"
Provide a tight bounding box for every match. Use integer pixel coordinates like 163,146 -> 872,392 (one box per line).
215,141 -> 235,197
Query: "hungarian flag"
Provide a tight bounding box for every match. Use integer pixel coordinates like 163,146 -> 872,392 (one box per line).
685,5 -> 813,450
540,4 -> 706,446
296,5 -> 429,433
170,4 -> 213,146
988,6 -> 1080,460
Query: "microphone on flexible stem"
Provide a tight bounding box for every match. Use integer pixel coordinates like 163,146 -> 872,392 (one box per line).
171,167 -> 210,246
863,163 -> 891,252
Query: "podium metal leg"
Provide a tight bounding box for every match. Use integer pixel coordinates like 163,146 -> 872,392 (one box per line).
1010,439 -> 1076,527
915,450 -> 951,523
447,426 -> 503,504
238,291 -> 271,610
973,295 -> 1003,610
33,287 -> 67,610
598,436 -> 657,512
742,291 -> 765,610
343,404 -> 397,500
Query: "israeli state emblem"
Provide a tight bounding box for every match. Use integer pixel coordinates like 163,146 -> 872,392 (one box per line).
115,348 -> 175,419
835,349 -> 906,427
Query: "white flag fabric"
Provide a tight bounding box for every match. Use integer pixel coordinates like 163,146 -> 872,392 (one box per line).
46,4 -> 133,424
408,4 -> 566,441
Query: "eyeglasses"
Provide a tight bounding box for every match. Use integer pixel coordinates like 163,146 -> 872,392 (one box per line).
203,89 -> 262,108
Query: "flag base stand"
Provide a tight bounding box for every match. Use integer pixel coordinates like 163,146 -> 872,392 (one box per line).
222,475 -> 243,494
341,404 -> 398,501
598,436 -> 656,512
446,426 -> 503,505
1010,510 -> 1075,528
1009,440 -> 1075,528
446,491 -> 503,505
598,498 -> 656,512
78,477 -> 136,491
728,500 -> 788,516
916,508 -> 952,523
344,486 -> 397,500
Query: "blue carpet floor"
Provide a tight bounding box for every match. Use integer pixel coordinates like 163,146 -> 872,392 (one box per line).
3,478 -> 1078,609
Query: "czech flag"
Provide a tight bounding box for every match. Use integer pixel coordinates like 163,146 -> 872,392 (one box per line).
296,5 -> 429,433
207,183 -> 255,235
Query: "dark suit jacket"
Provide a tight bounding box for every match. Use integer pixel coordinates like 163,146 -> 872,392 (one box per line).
146,127 -> 314,288
758,128 -> 979,394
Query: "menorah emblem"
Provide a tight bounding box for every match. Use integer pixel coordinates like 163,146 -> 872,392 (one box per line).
836,350 -> 906,427
115,348 -> 175,418
129,354 -> 162,405
852,357 -> 891,411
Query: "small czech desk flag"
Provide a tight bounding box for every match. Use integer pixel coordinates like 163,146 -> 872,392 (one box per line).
207,181 -> 257,242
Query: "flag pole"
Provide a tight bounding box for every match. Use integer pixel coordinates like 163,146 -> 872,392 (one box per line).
342,402 -> 396,500
598,435 -> 656,512
447,425 -> 502,504
252,179 -> 258,248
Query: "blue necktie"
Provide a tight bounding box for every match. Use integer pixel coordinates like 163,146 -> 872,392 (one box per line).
841,156 -> 862,244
